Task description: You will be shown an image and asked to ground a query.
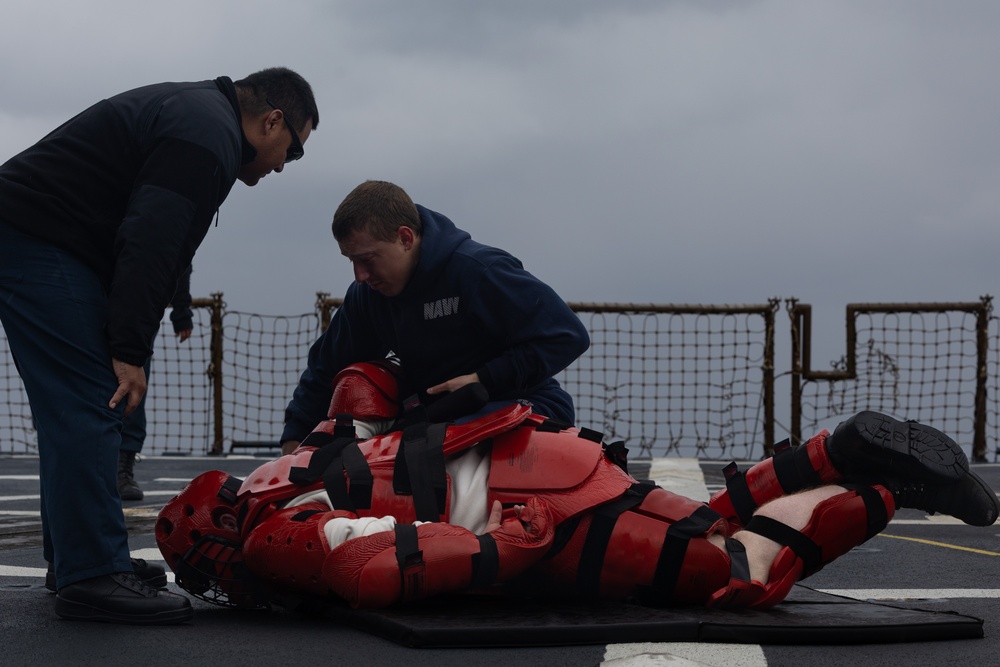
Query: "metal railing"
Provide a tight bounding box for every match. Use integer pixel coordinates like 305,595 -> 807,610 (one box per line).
788,296 -> 992,462
3,294 -> 997,461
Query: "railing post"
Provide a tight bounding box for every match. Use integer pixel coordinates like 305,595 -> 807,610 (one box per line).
315,292 -> 332,331
762,298 -> 779,457
208,292 -> 225,455
786,299 -> 804,446
974,295 -> 993,463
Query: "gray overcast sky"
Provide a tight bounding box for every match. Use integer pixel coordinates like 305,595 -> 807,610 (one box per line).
2,1 -> 999,363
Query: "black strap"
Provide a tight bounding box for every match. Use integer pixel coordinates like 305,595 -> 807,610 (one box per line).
771,447 -> 800,495
725,538 -> 751,582
772,443 -> 822,495
577,427 -> 603,443
331,415 -> 357,438
394,524 -> 424,600
744,514 -> 822,574
576,482 -> 656,598
341,443 -> 373,510
288,434 -> 372,512
321,453 -> 354,513
535,418 -> 572,433
644,505 -> 724,603
393,422 -> 448,521
288,435 -> 358,485
236,498 -> 249,533
792,444 -> 823,489
217,475 -> 243,504
399,393 -> 428,427
603,440 -> 629,473
842,483 -> 890,541
722,462 -> 757,525
394,524 -> 422,570
544,516 -> 582,560
471,534 -> 500,589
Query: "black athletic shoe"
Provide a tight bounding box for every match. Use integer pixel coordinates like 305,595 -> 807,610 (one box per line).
55,572 -> 192,625
826,411 -> 969,484
887,469 -> 1000,527
45,558 -> 168,592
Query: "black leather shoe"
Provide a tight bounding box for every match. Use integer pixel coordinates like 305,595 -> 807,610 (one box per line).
888,469 -> 1000,527
55,572 -> 192,625
129,558 -> 168,588
826,411 -> 969,484
46,558 -> 168,592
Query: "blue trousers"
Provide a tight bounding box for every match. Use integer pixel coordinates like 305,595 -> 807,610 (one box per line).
0,224 -> 133,588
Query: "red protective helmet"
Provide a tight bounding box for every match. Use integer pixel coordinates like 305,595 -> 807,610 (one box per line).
155,470 -> 268,608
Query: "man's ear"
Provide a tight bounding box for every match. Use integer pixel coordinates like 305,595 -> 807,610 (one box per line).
398,226 -> 417,250
264,108 -> 284,135
241,109 -> 280,140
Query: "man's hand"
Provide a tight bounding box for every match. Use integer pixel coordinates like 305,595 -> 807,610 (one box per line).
485,500 -> 529,533
177,328 -> 193,343
109,358 -> 147,417
426,372 -> 480,396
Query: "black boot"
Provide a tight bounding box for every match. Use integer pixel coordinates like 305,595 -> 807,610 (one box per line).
825,411 -> 969,484
46,558 -> 168,592
118,450 -> 144,501
887,469 -> 1000,527
55,572 -> 192,625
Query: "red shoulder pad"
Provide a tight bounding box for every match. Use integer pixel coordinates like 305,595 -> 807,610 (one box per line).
329,361 -> 401,420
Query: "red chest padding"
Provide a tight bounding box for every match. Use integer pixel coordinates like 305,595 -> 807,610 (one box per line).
487,422 -> 638,524
488,425 -> 603,491
237,403 -> 534,528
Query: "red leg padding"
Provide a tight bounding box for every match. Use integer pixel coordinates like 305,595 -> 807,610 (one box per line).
534,487 -> 732,604
708,484 -> 895,609
708,430 -> 844,529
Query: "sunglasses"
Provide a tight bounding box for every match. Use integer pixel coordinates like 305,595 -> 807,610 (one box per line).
266,99 -> 304,163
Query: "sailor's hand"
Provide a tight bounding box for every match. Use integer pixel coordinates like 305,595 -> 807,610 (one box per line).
426,372 -> 480,395
109,358 -> 147,417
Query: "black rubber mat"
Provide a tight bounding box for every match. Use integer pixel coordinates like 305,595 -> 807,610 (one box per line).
326,585 -> 984,648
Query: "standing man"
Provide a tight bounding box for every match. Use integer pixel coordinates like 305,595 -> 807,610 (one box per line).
281,180 -> 590,454
0,67 -> 318,624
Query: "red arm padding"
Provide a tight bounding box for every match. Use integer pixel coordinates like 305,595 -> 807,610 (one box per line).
323,497 -> 553,608
242,503 -> 358,597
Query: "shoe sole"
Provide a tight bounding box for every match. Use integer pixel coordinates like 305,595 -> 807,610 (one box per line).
842,411 -> 969,482
144,573 -> 168,588
55,597 -> 193,625
46,571 -> 167,593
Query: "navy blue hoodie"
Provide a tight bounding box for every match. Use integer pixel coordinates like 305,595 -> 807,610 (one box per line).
282,205 -> 590,442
